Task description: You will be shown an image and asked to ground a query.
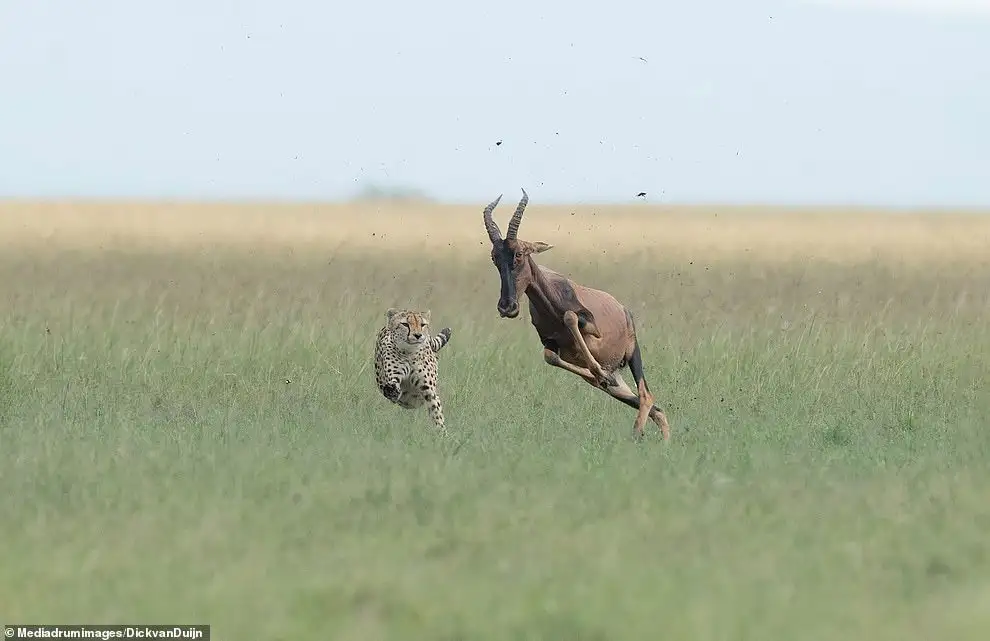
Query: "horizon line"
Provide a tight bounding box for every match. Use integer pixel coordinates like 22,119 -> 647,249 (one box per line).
1,195 -> 989,214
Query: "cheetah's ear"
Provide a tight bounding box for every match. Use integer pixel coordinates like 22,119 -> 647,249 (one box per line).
386,308 -> 401,322
422,309 -> 431,323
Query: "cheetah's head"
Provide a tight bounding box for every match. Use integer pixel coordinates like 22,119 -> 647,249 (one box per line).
386,308 -> 432,353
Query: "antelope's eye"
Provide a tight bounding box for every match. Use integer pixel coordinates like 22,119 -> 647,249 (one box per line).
514,252 -> 523,259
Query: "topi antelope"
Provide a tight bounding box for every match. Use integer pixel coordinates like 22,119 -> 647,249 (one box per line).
482,189 -> 671,440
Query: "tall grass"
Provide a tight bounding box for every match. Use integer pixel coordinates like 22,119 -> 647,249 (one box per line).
1,203 -> 989,640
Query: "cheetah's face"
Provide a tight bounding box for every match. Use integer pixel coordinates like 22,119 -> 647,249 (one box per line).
386,308 -> 431,352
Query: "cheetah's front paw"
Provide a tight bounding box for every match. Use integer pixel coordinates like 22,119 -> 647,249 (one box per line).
380,382 -> 401,402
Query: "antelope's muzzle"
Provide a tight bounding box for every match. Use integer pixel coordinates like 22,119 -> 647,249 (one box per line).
497,300 -> 519,318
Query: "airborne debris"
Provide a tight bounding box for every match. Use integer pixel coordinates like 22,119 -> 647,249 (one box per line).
636,192 -> 647,198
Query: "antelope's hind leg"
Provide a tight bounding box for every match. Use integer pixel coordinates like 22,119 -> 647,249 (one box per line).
627,339 -> 671,440
544,348 -> 659,440
588,370 -> 665,442
602,373 -> 653,441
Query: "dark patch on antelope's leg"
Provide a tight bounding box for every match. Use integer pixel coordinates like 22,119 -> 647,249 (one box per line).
632,377 -> 653,439
596,371 -> 649,413
601,376 -> 646,413
626,315 -> 671,440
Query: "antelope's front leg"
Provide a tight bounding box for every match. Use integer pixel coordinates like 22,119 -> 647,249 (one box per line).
562,311 -> 616,387
543,348 -> 599,384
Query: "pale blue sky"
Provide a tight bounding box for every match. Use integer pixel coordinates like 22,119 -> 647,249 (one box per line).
1,0 -> 988,206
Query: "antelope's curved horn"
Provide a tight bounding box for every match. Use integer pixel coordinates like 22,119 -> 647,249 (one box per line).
505,188 -> 529,240
483,194 -> 504,244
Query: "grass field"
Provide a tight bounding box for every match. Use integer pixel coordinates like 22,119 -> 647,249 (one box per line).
2,200 -> 990,640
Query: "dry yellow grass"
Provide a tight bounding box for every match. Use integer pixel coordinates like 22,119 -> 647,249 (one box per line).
3,200 -> 990,264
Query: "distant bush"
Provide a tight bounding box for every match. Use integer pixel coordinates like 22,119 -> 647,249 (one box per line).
351,183 -> 434,203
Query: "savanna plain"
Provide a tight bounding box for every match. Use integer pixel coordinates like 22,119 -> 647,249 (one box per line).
2,200 -> 990,640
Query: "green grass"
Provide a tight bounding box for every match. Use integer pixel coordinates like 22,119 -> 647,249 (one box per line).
2,245 -> 989,640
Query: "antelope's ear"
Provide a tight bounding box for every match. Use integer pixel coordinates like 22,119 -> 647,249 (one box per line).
386,308 -> 400,322
532,241 -> 554,254
422,309 -> 432,323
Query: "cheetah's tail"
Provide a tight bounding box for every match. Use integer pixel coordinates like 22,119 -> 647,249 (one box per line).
431,327 -> 452,353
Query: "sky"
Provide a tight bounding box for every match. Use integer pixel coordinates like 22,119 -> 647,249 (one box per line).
1,0 -> 989,206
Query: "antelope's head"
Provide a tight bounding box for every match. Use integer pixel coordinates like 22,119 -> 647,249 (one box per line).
482,188 -> 553,318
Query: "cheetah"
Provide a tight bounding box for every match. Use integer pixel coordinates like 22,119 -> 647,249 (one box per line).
374,307 -> 452,432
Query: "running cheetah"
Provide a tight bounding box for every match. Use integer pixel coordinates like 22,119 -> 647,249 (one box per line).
374,307 -> 452,431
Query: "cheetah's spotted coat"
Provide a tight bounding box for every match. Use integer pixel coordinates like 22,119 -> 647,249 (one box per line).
374,308 -> 452,431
